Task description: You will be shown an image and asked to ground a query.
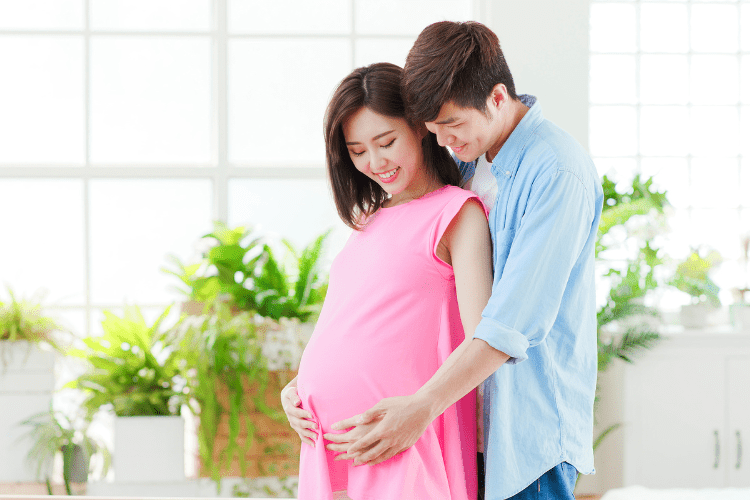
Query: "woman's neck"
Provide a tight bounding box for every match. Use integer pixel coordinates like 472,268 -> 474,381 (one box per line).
384,173 -> 445,208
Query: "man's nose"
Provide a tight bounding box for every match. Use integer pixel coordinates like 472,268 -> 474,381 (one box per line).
435,128 -> 451,147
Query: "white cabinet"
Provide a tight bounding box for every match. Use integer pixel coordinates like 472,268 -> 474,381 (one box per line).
620,334 -> 750,488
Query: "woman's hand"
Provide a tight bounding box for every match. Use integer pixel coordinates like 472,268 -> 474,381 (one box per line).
280,382 -> 318,447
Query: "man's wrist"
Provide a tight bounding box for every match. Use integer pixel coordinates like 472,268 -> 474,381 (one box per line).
414,386 -> 448,422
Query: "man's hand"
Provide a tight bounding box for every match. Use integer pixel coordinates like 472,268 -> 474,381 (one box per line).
324,394 -> 435,466
324,419 -> 380,461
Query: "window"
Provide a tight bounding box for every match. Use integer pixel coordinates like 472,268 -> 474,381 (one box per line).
0,0 -> 478,335
589,0 -> 750,306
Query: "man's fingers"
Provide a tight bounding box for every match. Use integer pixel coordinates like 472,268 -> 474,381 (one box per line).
325,441 -> 349,453
329,415 -> 359,431
331,406 -> 383,431
347,429 -> 380,455
367,447 -> 400,466
323,432 -> 349,443
353,440 -> 390,466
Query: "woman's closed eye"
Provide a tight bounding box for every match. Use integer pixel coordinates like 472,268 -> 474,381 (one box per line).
350,149 -> 365,157
381,138 -> 396,149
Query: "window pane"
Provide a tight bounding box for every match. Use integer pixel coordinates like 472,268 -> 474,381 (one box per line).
90,0 -> 211,32
90,36 -> 212,164
227,178 -> 349,261
590,3 -> 637,53
591,157 -> 638,183
741,160 -> 750,209
691,4 -> 739,53
742,56 -> 750,104
640,55 -> 688,105
690,159 -> 739,209
742,4 -> 750,52
355,0 -> 473,35
228,39 -> 351,166
355,39 -> 414,68
690,106 -> 740,157
590,55 -> 636,104
690,209 -> 741,261
589,106 -> 638,156
662,209 -> 692,262
0,0 -> 83,30
640,106 -> 689,156
0,36 -> 84,164
641,3 -> 688,53
229,0 -> 350,34
641,158 -> 690,209
691,56 -> 739,105
89,179 -> 213,305
0,180 -> 85,305
742,106 -> 750,156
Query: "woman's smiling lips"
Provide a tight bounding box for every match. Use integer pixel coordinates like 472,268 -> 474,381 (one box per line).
376,166 -> 400,184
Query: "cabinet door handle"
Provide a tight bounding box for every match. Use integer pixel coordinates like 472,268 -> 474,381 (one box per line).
737,431 -> 743,470
714,430 -> 721,469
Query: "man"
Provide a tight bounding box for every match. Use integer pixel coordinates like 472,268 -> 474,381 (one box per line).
322,21 -> 603,499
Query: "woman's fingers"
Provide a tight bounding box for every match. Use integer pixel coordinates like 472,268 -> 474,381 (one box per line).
286,405 -> 315,422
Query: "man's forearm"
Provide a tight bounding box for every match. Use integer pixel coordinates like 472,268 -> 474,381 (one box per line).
416,338 -> 510,421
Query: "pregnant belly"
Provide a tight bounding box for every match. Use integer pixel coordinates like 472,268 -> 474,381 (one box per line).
296,336 -> 436,431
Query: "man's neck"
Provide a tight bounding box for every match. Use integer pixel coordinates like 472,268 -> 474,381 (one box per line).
485,99 -> 530,162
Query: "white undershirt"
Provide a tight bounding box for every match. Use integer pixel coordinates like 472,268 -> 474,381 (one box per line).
465,153 -> 498,208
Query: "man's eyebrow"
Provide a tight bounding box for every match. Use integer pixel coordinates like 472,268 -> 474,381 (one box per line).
345,129 -> 395,145
434,117 -> 457,125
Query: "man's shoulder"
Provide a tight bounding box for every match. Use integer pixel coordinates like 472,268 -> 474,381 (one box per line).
523,122 -> 599,189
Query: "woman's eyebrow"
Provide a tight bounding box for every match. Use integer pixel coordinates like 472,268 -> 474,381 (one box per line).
346,129 -> 395,145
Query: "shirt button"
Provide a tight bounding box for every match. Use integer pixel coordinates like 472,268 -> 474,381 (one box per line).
505,171 -> 511,176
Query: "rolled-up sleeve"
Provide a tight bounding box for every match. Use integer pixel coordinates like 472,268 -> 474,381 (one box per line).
474,168 -> 595,364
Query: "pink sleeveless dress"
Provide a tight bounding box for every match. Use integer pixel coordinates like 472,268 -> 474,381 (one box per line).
296,185 -> 482,500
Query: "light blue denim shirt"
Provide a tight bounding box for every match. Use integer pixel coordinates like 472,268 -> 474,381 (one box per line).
457,95 -> 602,499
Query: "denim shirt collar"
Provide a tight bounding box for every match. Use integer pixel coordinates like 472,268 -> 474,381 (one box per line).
490,94 -> 541,178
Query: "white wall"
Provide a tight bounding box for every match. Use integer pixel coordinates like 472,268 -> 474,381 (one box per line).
484,0 -> 590,150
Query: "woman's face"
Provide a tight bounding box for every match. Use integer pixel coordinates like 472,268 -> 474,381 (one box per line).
343,107 -> 429,206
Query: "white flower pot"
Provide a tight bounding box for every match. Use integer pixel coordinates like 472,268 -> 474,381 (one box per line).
114,415 -> 185,482
730,303 -> 750,332
0,341 -> 55,482
680,303 -> 721,330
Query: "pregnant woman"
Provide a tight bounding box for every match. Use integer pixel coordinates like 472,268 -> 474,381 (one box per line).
280,62 -> 493,500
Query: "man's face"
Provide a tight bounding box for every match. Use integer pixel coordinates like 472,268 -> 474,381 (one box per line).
425,100 -> 498,162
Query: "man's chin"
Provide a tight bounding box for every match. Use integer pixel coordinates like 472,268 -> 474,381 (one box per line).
454,150 -> 478,163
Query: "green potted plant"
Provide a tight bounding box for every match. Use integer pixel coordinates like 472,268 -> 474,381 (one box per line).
167,300 -> 296,490
1,287 -> 64,366
164,221 -> 330,323
579,174 -> 668,489
669,247 -> 722,329
596,175 -> 666,376
0,287 -> 65,483
19,407 -> 110,494
64,305 -> 187,482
